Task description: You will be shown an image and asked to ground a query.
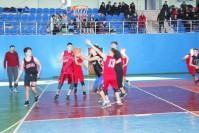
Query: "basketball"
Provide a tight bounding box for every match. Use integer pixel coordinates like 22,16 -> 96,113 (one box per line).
73,47 -> 82,56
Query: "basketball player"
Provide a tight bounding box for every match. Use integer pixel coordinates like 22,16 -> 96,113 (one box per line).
81,45 -> 111,107
54,43 -> 74,100
111,42 -> 127,99
192,48 -> 199,83
15,47 -> 42,106
121,48 -> 129,87
66,53 -> 87,100
183,48 -> 199,84
86,39 -> 123,105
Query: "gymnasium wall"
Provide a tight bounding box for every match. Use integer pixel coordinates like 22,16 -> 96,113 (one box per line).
0,33 -> 198,80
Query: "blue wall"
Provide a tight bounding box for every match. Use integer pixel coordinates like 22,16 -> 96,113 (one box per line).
0,33 -> 198,80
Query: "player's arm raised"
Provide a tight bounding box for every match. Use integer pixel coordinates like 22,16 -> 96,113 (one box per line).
85,39 -> 107,61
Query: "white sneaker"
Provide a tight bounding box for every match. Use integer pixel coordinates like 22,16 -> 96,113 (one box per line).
116,100 -> 123,105
13,88 -> 19,93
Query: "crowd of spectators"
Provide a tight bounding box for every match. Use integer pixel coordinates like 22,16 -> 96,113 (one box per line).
157,1 -> 199,32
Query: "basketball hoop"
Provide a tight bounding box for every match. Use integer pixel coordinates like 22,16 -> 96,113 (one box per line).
70,5 -> 88,20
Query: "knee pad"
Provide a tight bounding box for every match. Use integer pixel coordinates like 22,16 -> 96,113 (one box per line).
97,84 -> 103,92
113,88 -> 119,93
57,84 -> 63,89
103,90 -> 108,95
80,82 -> 85,86
31,85 -> 37,88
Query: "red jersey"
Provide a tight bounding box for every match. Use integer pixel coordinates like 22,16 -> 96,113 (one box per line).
73,58 -> 83,74
102,56 -> 118,90
122,57 -> 127,76
103,56 -> 116,77
186,54 -> 196,77
60,50 -> 74,74
4,51 -> 19,69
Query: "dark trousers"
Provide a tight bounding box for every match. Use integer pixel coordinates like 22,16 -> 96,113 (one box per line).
7,66 -> 18,88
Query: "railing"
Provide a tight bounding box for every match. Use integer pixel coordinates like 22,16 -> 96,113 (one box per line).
0,20 -> 199,35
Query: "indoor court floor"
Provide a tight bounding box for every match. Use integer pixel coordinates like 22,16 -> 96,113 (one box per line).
0,74 -> 199,133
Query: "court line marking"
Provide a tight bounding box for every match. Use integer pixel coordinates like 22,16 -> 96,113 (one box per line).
24,111 -> 188,123
173,85 -> 199,93
12,83 -> 52,133
1,119 -> 22,133
129,83 -> 199,117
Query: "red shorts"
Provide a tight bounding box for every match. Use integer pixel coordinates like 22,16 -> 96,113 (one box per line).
123,66 -> 127,76
58,73 -> 73,84
74,72 -> 84,83
103,77 -> 118,91
188,66 -> 196,77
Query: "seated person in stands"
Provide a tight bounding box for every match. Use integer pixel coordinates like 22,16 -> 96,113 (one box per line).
125,14 -> 132,28
99,23 -> 105,34
172,14 -> 178,27
52,23 -> 60,35
131,12 -> 138,33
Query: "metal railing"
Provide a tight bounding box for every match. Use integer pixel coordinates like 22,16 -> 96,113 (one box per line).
0,20 -> 199,35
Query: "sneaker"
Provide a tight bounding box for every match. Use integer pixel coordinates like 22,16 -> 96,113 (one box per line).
116,100 -> 123,105
101,101 -> 111,108
98,97 -> 103,103
120,92 -> 127,99
74,89 -> 77,95
13,88 -> 19,93
54,94 -> 59,100
35,96 -> 39,102
106,100 -> 112,107
66,95 -> 70,101
24,100 -> 30,107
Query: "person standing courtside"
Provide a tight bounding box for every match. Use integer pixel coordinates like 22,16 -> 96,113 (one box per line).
3,45 -> 20,92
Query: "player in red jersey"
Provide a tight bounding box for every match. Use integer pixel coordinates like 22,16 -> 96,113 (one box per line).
65,53 -> 87,100
86,39 -> 122,106
54,43 -> 74,100
120,48 -> 129,86
183,48 -> 199,84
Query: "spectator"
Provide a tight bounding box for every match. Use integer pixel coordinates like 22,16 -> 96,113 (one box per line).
61,13 -> 69,26
181,1 -> 187,11
138,12 -> 147,33
183,13 -> 191,32
122,2 -> 129,14
106,1 -> 112,15
125,14 -> 131,28
157,10 -> 166,33
130,2 -> 136,14
3,45 -> 20,92
178,8 -> 184,19
162,1 -> 169,16
99,23 -> 105,34
192,13 -> 199,31
172,8 -> 178,17
172,14 -> 178,27
98,2 -> 106,15
131,12 -> 138,33
167,8 -> 173,20
112,2 -> 118,15
52,23 -> 60,35
180,1 -> 187,10
124,8 -> 133,17
118,2 -> 123,14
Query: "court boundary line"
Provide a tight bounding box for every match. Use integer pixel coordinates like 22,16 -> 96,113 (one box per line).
172,85 -> 199,93
23,111 -> 188,123
130,83 -> 199,117
12,83 -> 52,133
